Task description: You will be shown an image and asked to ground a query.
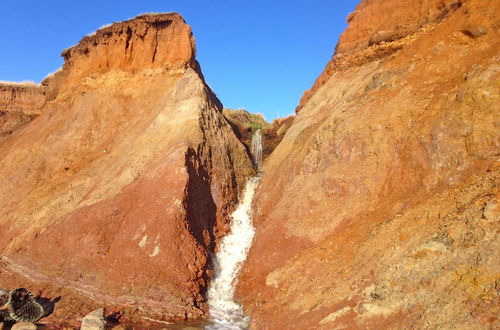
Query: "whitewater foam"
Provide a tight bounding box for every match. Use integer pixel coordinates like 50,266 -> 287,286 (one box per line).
251,129 -> 263,171
206,177 -> 260,330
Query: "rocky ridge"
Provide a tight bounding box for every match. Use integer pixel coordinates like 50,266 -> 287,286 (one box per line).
239,0 -> 499,328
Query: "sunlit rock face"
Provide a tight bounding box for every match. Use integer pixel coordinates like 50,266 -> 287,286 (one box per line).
239,0 -> 499,328
0,82 -> 46,114
0,82 -> 46,141
0,13 -> 254,325
297,0 -> 490,111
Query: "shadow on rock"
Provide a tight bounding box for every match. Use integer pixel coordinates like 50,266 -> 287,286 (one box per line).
34,295 -> 61,319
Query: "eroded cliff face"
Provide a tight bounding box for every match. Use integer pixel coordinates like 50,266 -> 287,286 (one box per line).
297,0 -> 488,111
0,13 -> 254,326
0,82 -> 46,141
239,0 -> 499,328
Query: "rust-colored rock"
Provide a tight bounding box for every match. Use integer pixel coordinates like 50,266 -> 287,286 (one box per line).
0,13 -> 254,326
239,0 -> 499,329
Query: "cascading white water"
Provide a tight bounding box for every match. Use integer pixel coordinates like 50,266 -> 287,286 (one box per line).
251,129 -> 263,171
206,177 -> 260,329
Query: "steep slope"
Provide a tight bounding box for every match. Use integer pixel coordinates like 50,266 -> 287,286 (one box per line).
0,13 -> 254,325
239,0 -> 499,329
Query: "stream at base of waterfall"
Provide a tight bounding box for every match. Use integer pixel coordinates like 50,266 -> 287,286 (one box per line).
205,176 -> 260,329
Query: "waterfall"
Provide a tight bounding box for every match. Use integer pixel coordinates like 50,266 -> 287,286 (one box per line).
251,129 -> 263,171
206,177 -> 260,329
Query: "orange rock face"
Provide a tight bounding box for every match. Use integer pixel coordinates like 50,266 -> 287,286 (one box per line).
44,13 -> 196,100
0,83 -> 46,114
239,0 -> 499,328
0,83 -> 46,141
297,0 -> 474,111
0,13 -> 254,325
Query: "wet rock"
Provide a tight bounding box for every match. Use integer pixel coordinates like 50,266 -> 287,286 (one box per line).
223,108 -> 294,162
81,308 -> 105,330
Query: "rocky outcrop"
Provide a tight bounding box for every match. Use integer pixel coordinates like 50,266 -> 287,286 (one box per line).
0,13 -> 254,326
239,0 -> 499,329
0,83 -> 46,141
43,13 -> 196,100
263,116 -> 294,161
0,83 -> 46,114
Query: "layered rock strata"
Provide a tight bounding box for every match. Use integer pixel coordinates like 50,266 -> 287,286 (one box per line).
239,0 -> 499,328
0,83 -> 46,141
0,13 -> 254,326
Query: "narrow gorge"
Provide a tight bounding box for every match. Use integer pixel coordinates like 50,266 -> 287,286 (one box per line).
0,0 -> 498,329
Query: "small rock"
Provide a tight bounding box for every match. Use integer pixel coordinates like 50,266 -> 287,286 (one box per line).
482,200 -> 498,223
81,308 -> 105,330
369,29 -> 408,45
11,322 -> 37,330
462,25 -> 488,38
111,326 -> 126,330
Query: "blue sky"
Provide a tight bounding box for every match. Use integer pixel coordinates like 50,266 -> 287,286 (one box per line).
0,0 -> 359,120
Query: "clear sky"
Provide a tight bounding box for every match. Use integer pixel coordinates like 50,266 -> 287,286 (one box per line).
0,0 -> 360,120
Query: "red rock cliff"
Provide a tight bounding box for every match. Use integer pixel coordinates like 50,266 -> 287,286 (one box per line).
0,13 -> 254,326
44,13 -> 197,100
240,0 -> 499,328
